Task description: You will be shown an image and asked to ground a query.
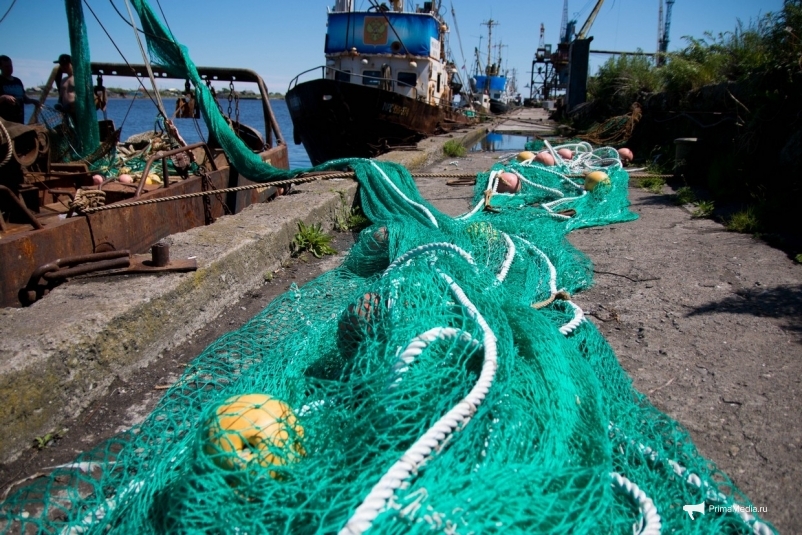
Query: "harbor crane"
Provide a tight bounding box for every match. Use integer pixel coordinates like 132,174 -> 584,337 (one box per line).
657,0 -> 676,66
528,0 -> 605,109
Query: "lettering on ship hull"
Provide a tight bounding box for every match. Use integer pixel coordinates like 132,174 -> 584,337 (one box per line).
381,102 -> 410,117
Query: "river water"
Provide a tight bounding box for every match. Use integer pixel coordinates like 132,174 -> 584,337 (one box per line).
27,97 -> 312,169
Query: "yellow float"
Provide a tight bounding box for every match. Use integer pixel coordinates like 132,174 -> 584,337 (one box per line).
204,393 -> 305,475
584,171 -> 611,191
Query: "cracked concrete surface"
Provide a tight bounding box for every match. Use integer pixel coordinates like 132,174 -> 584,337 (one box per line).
571,187 -> 802,533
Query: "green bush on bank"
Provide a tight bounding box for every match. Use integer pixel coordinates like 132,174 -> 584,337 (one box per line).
584,0 -> 802,237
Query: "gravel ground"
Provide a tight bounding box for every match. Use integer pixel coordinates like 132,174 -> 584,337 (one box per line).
570,185 -> 802,533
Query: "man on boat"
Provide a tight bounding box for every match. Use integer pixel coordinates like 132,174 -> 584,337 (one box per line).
54,54 -> 76,120
0,55 -> 41,123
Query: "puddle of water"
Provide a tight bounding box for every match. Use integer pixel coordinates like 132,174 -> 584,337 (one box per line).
470,133 -> 534,153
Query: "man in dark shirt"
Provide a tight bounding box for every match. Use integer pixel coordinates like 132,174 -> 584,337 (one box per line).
0,55 -> 40,123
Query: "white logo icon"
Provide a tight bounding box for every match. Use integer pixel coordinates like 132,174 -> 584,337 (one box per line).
683,502 -> 706,520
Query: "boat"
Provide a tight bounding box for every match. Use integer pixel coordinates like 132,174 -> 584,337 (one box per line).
285,0 -> 476,166
470,19 -> 510,115
0,60 -> 289,308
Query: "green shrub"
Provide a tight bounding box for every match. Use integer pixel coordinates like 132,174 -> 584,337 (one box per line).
692,200 -> 715,218
639,176 -> 665,194
292,221 -> 337,258
673,186 -> 697,205
443,139 -> 466,157
335,206 -> 370,232
726,207 -> 761,233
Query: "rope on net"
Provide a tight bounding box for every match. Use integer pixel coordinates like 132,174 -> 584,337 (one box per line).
342,266 -> 499,535
0,2 -> 778,533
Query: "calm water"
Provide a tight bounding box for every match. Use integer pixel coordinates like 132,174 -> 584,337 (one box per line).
471,132 -> 534,153
27,97 -> 312,169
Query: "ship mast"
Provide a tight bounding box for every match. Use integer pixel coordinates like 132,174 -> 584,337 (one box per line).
481,18 -> 498,75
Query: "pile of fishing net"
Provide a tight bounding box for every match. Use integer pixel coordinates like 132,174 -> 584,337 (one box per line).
35,103 -> 191,183
0,142 -> 775,534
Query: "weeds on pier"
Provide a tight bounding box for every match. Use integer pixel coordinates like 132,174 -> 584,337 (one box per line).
293,221 -> 337,258
443,139 -> 466,158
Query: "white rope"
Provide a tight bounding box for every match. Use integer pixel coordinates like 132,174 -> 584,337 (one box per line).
387,327 -> 480,392
610,423 -> 776,535
369,161 -> 439,228
543,192 -> 586,213
456,169 -> 497,220
123,0 -> 168,120
382,242 -> 475,277
559,300 -> 585,335
610,472 -> 662,535
495,232 -> 515,283
519,163 -> 584,191
60,479 -> 143,535
340,271 -> 498,535
509,168 -> 564,197
0,119 -> 12,168
514,236 -> 557,294
542,139 -> 565,171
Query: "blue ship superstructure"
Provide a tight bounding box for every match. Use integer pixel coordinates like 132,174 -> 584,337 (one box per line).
323,6 -> 451,106
286,0 -> 474,164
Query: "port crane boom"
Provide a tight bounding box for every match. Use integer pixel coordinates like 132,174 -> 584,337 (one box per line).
577,0 -> 605,40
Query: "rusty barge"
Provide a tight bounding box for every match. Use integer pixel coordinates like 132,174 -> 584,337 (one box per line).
0,63 -> 289,309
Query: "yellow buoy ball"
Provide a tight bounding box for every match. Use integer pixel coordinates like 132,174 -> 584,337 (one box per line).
535,151 -> 555,166
557,148 -> 573,160
205,393 -> 305,475
118,174 -> 134,184
145,173 -> 162,185
584,171 -> 611,191
618,148 -> 634,165
517,151 -> 536,162
497,171 -> 521,194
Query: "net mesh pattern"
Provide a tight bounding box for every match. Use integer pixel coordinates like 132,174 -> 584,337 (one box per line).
0,152 -> 775,534
1,3 -> 775,534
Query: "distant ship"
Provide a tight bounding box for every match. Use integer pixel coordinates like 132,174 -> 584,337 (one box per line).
286,0 -> 475,165
470,18 -> 509,115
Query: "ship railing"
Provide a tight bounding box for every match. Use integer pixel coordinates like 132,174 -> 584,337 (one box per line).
87,63 -> 284,149
288,66 -> 421,100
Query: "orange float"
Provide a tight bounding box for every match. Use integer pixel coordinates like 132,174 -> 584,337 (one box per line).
204,393 -> 305,475
497,171 -> 521,194
535,151 -> 555,166
618,148 -> 634,165
557,148 -> 573,160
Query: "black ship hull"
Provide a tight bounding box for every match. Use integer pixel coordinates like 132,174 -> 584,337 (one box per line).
286,79 -> 473,165
490,98 -> 509,115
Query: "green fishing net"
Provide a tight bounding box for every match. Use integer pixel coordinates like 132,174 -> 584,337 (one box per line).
0,144 -> 776,534
2,2 -> 775,533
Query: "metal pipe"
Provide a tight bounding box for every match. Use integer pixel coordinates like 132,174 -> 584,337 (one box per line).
0,185 -> 44,230
134,143 -> 217,198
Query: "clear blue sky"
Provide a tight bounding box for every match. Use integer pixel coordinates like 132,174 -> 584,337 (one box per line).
0,0 -> 784,93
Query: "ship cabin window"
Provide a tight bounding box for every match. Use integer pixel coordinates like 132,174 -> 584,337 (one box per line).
397,72 -> 417,88
335,70 -> 351,83
362,70 -> 382,86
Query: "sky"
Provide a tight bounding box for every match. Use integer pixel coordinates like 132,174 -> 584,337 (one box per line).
0,0 -> 785,94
